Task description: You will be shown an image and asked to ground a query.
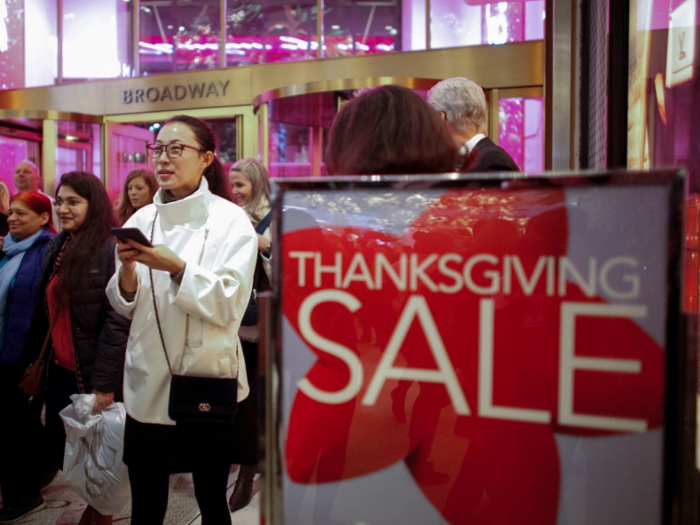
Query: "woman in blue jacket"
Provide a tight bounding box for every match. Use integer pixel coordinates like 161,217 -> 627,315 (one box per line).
0,191 -> 56,523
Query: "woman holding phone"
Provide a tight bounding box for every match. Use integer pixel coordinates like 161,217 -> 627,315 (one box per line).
106,115 -> 258,525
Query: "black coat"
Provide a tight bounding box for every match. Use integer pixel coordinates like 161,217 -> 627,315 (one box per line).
20,231 -> 130,394
464,137 -> 520,173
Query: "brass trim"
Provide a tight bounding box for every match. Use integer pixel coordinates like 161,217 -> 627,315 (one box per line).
57,0 -> 63,85
253,77 -> 442,110
258,103 -> 269,169
236,105 -> 258,160
499,86 -> 544,99
311,126 -> 323,177
488,88 -> 500,145
545,0 -> 573,171
236,114 -> 244,161
317,0 -> 324,59
0,42 -> 543,116
101,121 -> 108,185
104,106 -> 246,123
42,120 -> 57,197
426,0 -> 431,50
0,109 -> 103,123
133,0 -> 141,77
220,0 -> 228,68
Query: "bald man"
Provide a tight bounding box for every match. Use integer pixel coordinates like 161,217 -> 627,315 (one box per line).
14,160 -> 60,229
14,161 -> 42,193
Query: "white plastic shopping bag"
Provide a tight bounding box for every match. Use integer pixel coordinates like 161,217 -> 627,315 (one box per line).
59,394 -> 130,515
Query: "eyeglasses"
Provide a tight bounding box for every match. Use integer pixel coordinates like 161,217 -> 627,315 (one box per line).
147,143 -> 205,159
54,198 -> 86,209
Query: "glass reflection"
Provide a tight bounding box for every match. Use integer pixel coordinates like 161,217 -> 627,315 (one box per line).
62,0 -> 133,82
431,0 -> 545,49
323,0 -> 401,57
139,0 -> 221,75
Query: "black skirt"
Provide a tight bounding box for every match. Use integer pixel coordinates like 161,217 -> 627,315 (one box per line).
123,395 -> 258,473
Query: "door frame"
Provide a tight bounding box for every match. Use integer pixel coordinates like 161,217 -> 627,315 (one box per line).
104,105 -> 257,193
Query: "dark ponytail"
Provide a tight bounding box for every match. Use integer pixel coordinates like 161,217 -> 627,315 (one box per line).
163,115 -> 235,203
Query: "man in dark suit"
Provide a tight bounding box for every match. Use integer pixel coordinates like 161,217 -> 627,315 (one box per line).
427,77 -> 520,172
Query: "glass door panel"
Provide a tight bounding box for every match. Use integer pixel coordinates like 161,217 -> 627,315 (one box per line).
498,96 -> 544,173
55,121 -> 102,187
106,116 -> 238,206
106,123 -> 153,202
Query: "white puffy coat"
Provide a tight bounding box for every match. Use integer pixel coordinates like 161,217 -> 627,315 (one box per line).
106,178 -> 258,425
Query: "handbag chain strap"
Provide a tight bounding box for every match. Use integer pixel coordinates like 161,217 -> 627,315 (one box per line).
147,211 -> 240,380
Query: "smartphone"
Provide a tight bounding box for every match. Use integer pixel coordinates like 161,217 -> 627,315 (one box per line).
111,227 -> 154,248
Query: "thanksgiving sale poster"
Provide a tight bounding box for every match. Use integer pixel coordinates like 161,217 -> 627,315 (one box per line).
278,182 -> 671,525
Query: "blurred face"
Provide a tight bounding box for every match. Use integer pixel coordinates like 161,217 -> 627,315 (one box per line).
56,185 -> 89,233
14,162 -> 40,192
7,201 -> 48,241
153,123 -> 213,198
229,171 -> 252,207
127,176 -> 151,209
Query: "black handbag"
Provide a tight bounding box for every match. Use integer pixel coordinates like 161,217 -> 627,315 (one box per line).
149,212 -> 239,424
241,212 -> 273,327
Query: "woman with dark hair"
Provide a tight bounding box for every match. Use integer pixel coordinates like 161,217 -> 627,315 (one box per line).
325,85 -> 459,175
117,169 -> 158,225
106,115 -> 257,524
0,192 -> 55,523
20,172 -> 130,525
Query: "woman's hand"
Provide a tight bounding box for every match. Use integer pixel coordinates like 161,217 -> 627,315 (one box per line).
117,241 -> 139,293
257,233 -> 271,253
124,239 -> 186,276
93,390 -> 114,413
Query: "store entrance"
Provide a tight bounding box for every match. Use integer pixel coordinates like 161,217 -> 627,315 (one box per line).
104,106 -> 255,208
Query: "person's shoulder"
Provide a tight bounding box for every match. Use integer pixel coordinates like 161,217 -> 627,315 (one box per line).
37,228 -> 56,243
206,196 -> 256,235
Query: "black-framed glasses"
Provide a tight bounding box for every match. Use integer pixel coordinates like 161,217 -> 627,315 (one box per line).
147,143 -> 205,159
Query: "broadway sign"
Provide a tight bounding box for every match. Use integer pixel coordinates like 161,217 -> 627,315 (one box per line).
266,171 -> 692,525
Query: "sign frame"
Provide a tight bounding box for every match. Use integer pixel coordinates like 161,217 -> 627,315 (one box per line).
262,169 -> 696,525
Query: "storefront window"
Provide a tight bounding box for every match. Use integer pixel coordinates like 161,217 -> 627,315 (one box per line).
0,0 -> 26,90
140,0 -> 221,75
431,0 -> 545,49
255,1 -> 317,63
61,0 -> 133,82
628,0 -> 699,192
25,0 -> 58,88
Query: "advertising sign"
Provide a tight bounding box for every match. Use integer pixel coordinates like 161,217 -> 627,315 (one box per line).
266,172 -> 689,525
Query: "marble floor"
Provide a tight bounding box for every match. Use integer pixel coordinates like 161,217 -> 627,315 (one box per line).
4,467 -> 260,525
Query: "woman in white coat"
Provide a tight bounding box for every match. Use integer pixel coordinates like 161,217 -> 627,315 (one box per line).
106,115 -> 258,525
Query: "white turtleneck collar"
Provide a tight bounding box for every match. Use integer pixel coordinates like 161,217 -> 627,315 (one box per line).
154,176 -> 210,225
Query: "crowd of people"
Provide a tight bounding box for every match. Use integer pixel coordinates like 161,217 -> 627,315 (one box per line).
0,76 -> 516,525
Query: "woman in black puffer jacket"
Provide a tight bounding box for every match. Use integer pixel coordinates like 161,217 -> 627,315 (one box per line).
21,172 -> 130,525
